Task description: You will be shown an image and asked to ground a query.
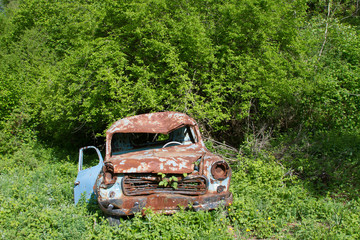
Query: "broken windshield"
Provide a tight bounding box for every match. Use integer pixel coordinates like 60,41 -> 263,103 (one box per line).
111,126 -> 197,155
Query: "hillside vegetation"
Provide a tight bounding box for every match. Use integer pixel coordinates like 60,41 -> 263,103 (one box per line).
0,0 -> 360,239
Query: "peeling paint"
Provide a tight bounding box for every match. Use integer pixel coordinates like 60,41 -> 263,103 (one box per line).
76,112 -> 232,216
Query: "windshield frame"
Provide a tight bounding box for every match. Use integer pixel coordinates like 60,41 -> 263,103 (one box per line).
109,125 -> 198,156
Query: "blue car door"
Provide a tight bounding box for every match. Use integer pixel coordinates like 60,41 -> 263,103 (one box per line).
74,146 -> 104,205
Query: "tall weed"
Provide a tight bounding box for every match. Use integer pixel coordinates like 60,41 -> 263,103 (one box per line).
1,141 -> 359,239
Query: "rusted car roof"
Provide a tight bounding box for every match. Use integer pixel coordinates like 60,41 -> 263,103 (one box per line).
107,112 -> 196,134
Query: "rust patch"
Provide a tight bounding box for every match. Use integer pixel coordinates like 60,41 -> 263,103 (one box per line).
211,161 -> 230,181
98,192 -> 233,216
105,112 -> 203,161
122,174 -> 207,196
103,162 -> 117,185
111,156 -> 198,174
88,112 -> 233,217
107,112 -> 196,134
217,185 -> 226,193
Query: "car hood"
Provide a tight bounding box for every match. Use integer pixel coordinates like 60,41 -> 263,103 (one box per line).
108,147 -> 205,174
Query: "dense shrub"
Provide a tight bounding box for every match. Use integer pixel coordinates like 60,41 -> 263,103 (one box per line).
1,142 -> 359,239
1,0 -> 360,238
0,0 -> 310,145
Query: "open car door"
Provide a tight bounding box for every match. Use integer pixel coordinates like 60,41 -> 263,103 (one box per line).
74,146 -> 104,205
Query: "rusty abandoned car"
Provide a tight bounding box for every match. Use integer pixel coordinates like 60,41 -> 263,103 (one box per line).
74,112 -> 232,220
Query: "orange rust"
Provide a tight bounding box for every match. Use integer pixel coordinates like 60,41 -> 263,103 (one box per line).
211,161 -> 230,181
93,112 -> 232,217
109,146 -> 204,174
122,174 -> 207,196
106,111 -> 197,134
105,112 -> 204,162
98,192 -> 233,216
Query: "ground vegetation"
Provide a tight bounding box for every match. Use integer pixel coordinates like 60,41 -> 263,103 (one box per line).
1,0 -> 360,238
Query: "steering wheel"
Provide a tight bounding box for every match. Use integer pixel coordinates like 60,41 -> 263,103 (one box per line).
162,141 -> 183,148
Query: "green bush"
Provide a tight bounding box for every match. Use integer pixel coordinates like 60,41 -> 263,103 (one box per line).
1,141 -> 359,239
1,0 -> 360,238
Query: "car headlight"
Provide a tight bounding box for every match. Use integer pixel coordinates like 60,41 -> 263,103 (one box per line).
211,161 -> 230,181
103,162 -> 117,185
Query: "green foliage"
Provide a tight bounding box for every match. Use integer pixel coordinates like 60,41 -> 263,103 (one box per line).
158,173 -> 179,189
273,129 -> 360,200
227,148 -> 360,239
1,141 -> 359,239
307,0 -> 360,25
0,0 -> 359,145
1,0 -> 360,238
0,0 -> 312,144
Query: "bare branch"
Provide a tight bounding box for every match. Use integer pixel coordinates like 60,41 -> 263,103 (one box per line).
318,0 -> 331,60
204,137 -> 240,162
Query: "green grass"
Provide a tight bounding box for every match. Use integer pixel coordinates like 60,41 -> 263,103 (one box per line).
0,142 -> 359,239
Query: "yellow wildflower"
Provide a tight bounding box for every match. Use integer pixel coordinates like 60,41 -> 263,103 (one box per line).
268,217 -> 271,220
246,228 -> 250,232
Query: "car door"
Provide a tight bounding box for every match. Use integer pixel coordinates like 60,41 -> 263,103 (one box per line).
74,146 -> 104,205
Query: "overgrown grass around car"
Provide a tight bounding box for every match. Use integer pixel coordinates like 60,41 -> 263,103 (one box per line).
0,141 -> 359,239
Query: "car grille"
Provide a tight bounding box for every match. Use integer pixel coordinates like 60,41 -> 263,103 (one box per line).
122,174 -> 207,196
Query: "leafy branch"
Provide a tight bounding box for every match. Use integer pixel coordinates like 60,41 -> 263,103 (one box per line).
157,173 -> 179,189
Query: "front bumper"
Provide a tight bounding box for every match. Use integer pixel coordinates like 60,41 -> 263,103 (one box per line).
98,192 -> 233,216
